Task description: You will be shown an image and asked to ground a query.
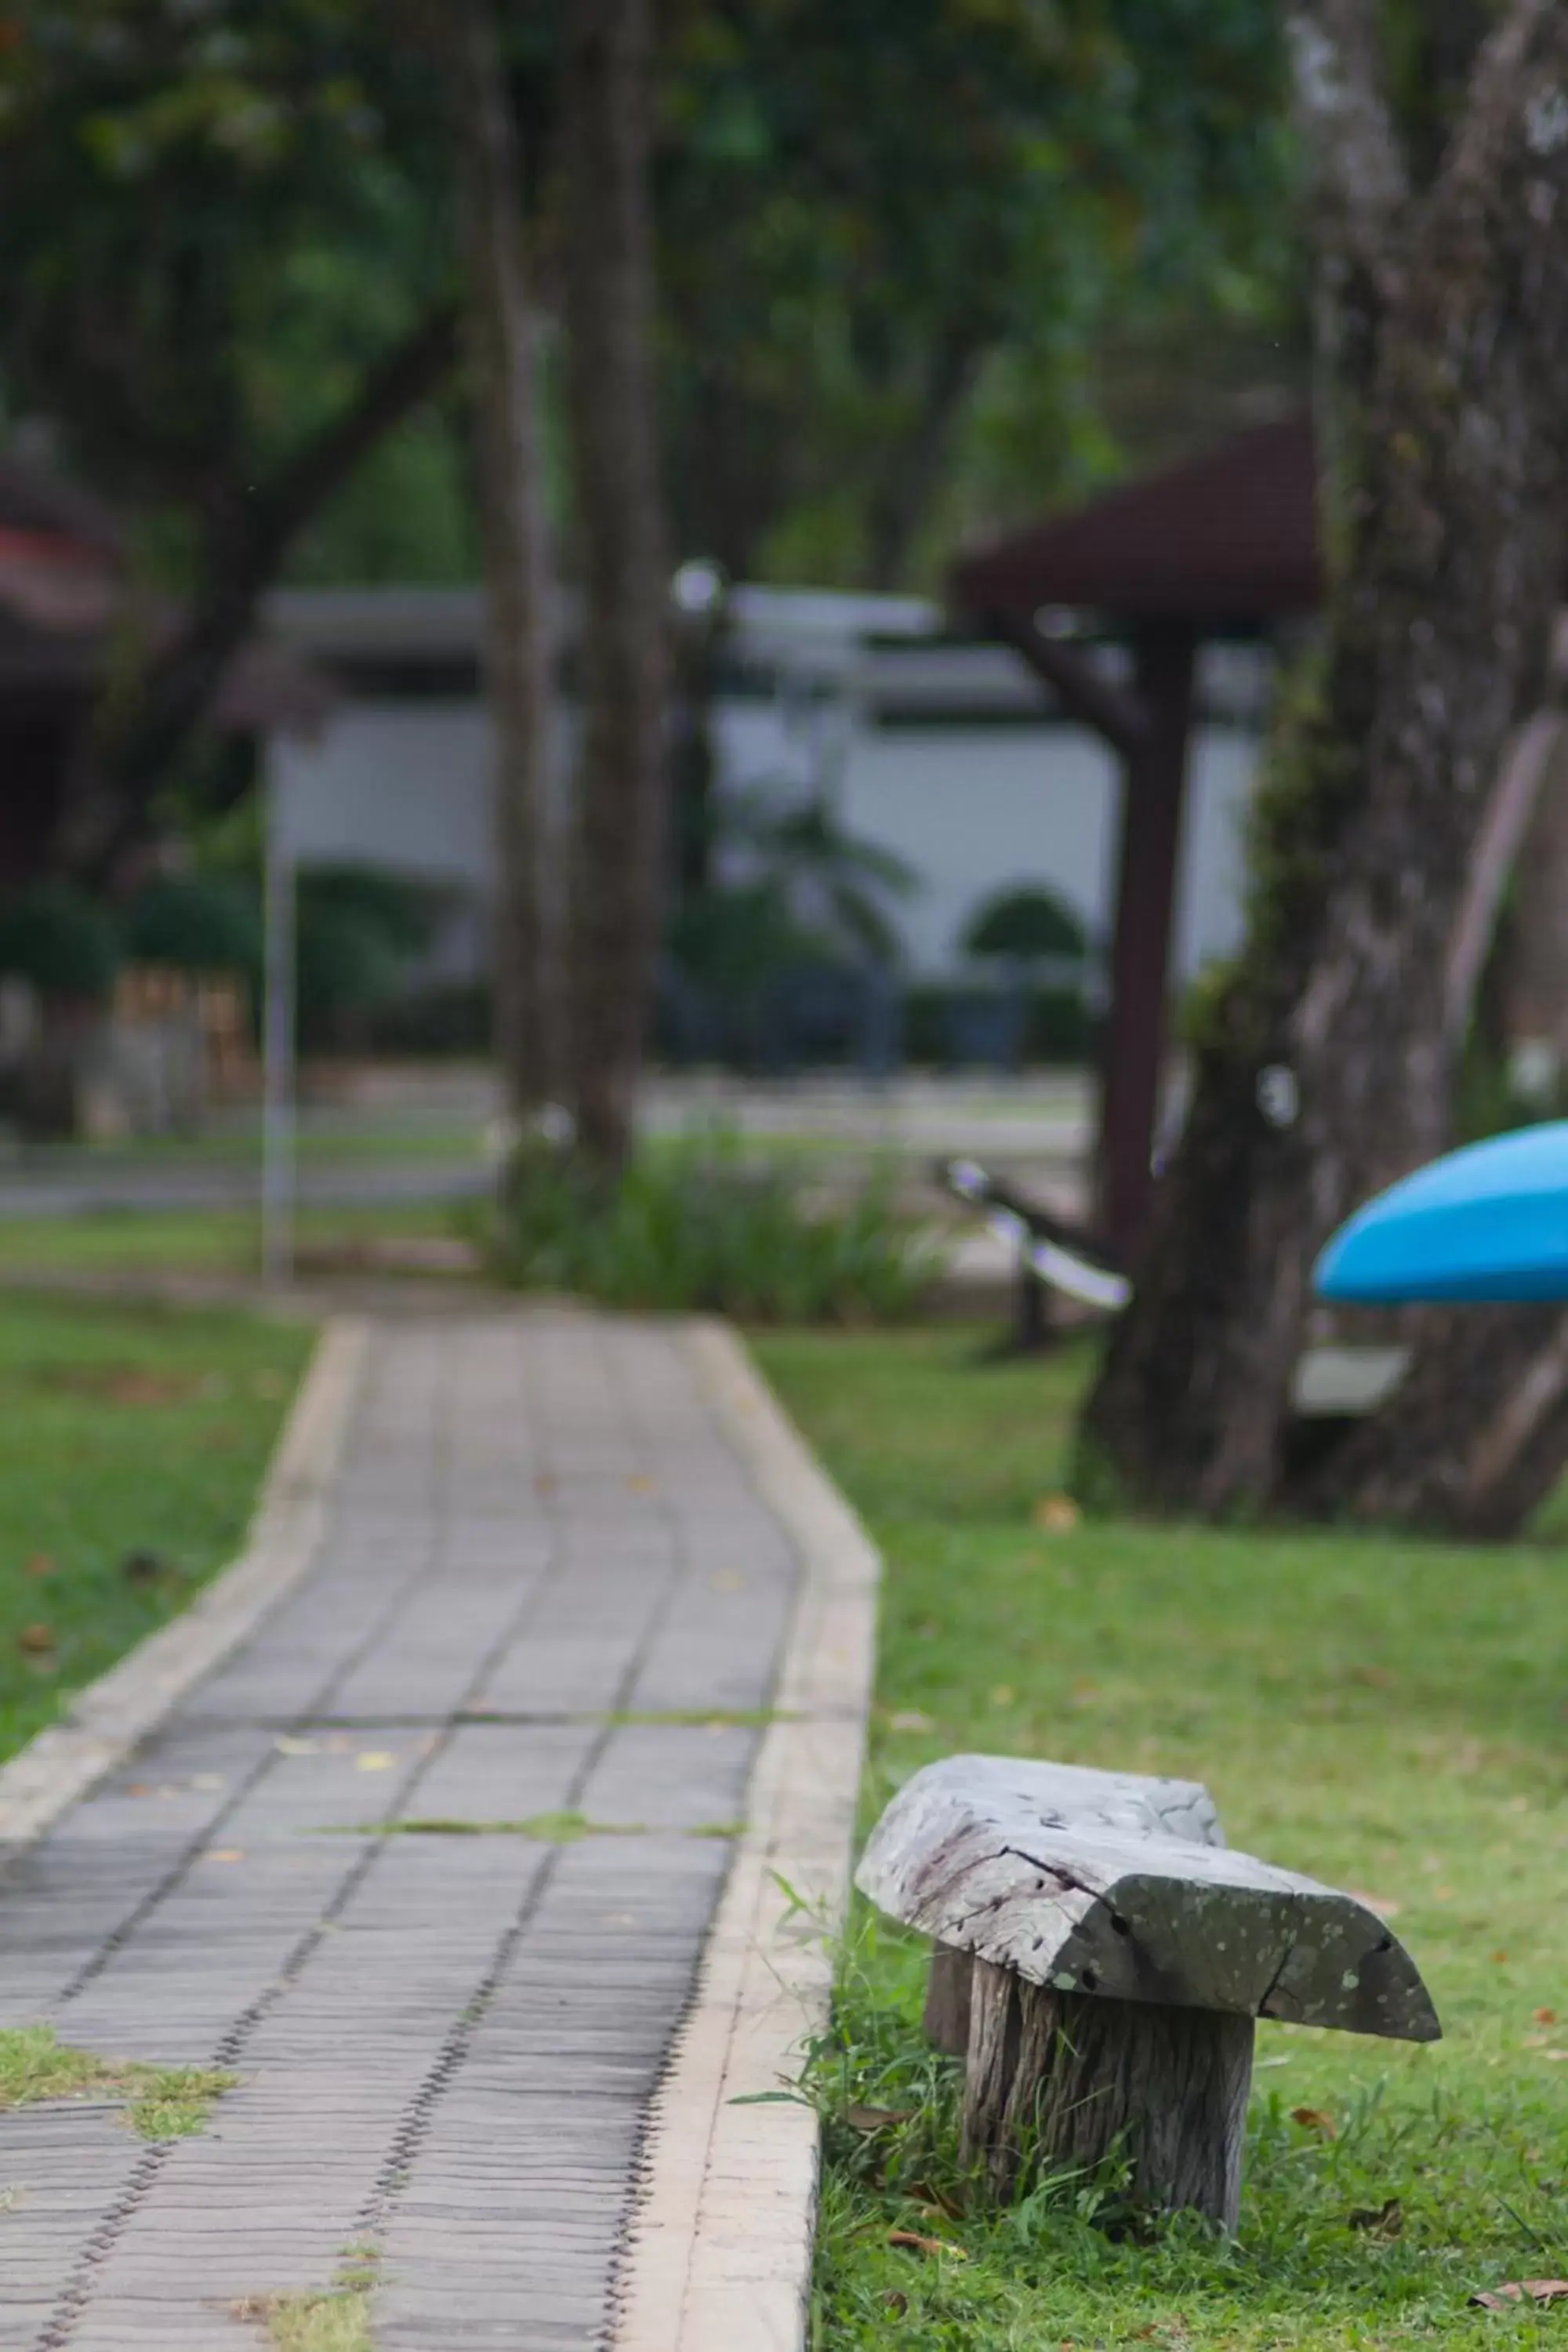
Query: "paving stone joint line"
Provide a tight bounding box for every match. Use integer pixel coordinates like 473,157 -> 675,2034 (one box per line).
0,1310 -> 848,2352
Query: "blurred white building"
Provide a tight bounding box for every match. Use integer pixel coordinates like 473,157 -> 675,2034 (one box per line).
263,583 -> 1272,991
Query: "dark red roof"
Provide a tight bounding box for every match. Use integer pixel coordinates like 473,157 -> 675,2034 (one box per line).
951,414 -> 1321,624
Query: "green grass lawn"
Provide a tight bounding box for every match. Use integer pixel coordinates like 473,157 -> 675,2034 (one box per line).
0,1294 -> 311,1765
753,1328 -> 1568,2349
0,1203 -> 466,1277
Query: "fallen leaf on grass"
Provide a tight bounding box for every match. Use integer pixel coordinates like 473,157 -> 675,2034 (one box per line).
1032,1494 -> 1080,1534
16,1624 -> 54,1655
25,1554 -> 53,1579
1349,1891 -> 1403,1919
844,2106 -> 913,2134
883,2289 -> 909,2316
1348,2198 -> 1403,2238
887,2230 -> 965,2260
1290,2107 -> 1338,2139
1537,2009 -> 1559,2027
1469,2281 -> 1568,2311
887,1711 -> 934,1734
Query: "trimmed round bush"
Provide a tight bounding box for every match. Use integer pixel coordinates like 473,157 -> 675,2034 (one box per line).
962,884 -> 1087,964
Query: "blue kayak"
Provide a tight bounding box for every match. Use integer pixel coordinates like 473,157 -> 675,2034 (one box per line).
1314,1123 -> 1568,1305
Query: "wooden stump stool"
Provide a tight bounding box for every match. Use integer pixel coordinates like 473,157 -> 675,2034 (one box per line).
858,1755 -> 1439,2229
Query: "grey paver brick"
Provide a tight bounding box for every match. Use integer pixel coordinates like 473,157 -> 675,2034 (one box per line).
0,1313 -> 796,2348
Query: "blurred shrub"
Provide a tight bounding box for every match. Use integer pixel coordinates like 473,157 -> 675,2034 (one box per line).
0,884 -> 120,1001
961,883 -> 1087,963
485,1128 -> 942,1323
903,983 -> 1091,1067
295,865 -> 445,1050
122,874 -> 260,975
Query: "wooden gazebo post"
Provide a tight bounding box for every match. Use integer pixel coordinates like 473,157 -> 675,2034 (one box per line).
953,416 -> 1323,1266
987,610 -> 1197,1264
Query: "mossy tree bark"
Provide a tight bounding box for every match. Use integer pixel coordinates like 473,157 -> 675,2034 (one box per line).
1080,0 -> 1568,1526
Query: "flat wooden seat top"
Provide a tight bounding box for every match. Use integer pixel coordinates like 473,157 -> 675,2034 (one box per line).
858,1754 -> 1438,2044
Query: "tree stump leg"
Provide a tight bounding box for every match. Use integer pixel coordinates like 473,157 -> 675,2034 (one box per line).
960,1958 -> 1254,2227
924,1941 -> 973,2056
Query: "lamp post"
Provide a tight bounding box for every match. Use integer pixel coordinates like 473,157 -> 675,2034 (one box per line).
260,771 -> 296,1286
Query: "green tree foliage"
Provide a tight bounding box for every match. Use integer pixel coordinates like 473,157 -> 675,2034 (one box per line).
0,0 -> 1297,887
657,0 -> 1295,589
0,2 -> 461,861
0,3 -> 454,553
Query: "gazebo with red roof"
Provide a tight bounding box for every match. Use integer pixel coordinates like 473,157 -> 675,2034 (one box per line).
949,414 -> 1319,1261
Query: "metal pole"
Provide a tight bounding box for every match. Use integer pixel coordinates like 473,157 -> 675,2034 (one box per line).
261,774 -> 297,1286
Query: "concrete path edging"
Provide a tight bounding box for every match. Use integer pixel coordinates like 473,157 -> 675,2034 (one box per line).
613,1320 -> 880,2352
0,1314 -> 366,1859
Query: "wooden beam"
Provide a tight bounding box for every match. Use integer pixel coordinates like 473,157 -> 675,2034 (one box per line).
1097,622 -> 1197,1261
988,607 -> 1150,759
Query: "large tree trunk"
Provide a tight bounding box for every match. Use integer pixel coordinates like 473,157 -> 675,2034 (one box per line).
1079,0 -> 1568,1523
1499,713 -> 1568,1089
1298,1301 -> 1568,1537
561,0 -> 670,1171
446,0 -> 560,1115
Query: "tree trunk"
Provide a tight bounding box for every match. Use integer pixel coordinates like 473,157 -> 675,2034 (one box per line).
1499,710 -> 1568,1087
1080,0 -> 1568,1523
561,0 -> 670,1172
446,0 -> 560,1116
1295,1300 -> 1568,1535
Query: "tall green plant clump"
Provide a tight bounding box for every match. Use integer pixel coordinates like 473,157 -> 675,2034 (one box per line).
488,1130 -> 940,1323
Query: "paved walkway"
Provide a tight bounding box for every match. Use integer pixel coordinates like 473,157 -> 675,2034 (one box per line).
0,1314 -> 804,2350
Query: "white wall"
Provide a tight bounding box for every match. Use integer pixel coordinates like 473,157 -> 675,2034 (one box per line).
270,695 -> 1259,986
836,721 -> 1254,982
274,702 -> 492,880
